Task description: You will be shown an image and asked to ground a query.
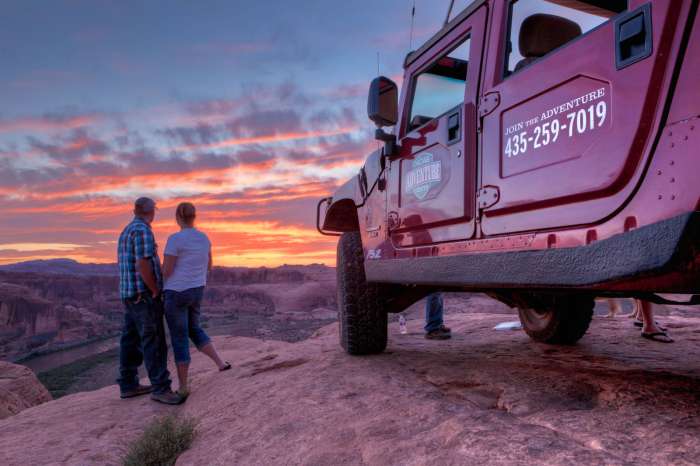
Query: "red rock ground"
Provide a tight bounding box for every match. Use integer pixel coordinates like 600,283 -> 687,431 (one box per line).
1,297 -> 699,466
0,361 -> 51,419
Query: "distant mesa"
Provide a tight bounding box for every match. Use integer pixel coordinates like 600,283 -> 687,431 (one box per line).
0,259 -> 333,277
0,259 -> 117,276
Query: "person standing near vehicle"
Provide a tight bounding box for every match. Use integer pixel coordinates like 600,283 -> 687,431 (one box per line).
162,202 -> 230,398
633,299 -> 674,343
424,292 -> 452,340
117,197 -> 184,405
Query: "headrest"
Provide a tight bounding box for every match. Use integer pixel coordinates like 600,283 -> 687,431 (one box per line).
410,115 -> 433,129
519,14 -> 582,58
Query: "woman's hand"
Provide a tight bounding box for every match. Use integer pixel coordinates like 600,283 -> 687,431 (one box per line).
163,254 -> 177,279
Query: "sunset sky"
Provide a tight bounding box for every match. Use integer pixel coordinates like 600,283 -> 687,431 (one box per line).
0,0 -> 457,267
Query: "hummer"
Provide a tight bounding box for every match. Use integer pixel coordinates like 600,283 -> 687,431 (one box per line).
317,0 -> 700,355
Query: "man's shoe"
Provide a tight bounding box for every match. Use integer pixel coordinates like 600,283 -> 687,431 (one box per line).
120,384 -> 153,399
425,325 -> 452,340
151,389 -> 185,405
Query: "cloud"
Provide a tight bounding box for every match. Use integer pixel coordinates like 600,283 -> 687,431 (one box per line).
175,127 -> 359,152
0,77 -> 381,266
227,109 -> 303,137
0,113 -> 103,134
28,128 -> 109,162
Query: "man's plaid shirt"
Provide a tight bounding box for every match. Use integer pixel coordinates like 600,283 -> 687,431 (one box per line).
118,217 -> 163,299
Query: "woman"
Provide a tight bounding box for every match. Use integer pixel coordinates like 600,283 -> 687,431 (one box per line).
163,202 -> 230,397
630,299 -> 673,343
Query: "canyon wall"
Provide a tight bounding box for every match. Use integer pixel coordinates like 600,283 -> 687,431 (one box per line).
0,261 -> 335,361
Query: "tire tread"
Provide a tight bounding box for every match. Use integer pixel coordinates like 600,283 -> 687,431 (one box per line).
337,232 -> 387,355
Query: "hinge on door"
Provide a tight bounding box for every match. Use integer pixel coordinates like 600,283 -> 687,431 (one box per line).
478,92 -> 501,117
477,91 -> 500,132
477,186 -> 500,210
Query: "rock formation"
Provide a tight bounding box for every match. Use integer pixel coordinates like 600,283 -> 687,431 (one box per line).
0,361 -> 51,419
0,263 -> 336,361
2,308 -> 700,465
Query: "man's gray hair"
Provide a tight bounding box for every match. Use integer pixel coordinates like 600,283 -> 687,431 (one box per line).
134,197 -> 157,216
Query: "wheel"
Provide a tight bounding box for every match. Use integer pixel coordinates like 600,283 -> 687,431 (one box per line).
336,231 -> 387,355
517,294 -> 594,345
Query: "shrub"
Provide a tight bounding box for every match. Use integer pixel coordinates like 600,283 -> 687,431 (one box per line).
122,415 -> 197,466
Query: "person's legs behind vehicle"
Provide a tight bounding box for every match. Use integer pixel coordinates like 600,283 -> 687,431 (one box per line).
424,293 -> 451,340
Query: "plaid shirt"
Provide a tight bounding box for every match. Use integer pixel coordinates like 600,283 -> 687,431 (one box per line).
118,217 -> 163,299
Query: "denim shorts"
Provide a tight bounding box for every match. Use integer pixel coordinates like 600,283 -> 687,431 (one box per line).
163,286 -> 211,364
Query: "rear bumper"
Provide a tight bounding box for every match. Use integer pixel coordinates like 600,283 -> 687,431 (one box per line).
365,211 -> 700,293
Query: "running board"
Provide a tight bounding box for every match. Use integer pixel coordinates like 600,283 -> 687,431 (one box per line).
365,212 -> 699,292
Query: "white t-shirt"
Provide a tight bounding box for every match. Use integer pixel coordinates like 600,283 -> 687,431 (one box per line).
163,228 -> 211,292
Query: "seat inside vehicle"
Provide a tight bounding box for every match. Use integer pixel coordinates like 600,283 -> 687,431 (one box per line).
515,13 -> 582,72
410,115 -> 433,129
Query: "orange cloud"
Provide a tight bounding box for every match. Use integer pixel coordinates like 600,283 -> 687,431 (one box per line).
176,127 -> 359,151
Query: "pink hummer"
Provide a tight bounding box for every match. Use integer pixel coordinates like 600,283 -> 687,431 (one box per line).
318,0 -> 700,354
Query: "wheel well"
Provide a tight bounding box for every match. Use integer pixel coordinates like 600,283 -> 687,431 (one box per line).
323,199 -> 359,232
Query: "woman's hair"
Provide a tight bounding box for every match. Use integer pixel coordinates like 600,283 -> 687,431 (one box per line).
175,202 -> 196,225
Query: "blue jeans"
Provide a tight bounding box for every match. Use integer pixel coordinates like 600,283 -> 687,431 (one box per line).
424,293 -> 444,332
118,295 -> 172,394
164,287 -> 211,364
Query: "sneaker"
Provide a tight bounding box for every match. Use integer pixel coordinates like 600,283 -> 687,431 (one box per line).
425,325 -> 452,340
177,388 -> 190,400
151,389 -> 186,405
120,384 -> 153,399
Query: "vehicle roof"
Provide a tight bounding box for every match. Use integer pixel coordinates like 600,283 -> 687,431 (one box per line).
404,0 -> 485,68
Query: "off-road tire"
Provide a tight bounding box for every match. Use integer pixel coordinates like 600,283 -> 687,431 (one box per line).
517,294 -> 594,345
336,231 -> 387,355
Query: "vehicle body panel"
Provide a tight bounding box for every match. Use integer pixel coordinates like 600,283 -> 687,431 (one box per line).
480,0 -> 688,235
320,0 -> 700,296
385,5 -> 488,249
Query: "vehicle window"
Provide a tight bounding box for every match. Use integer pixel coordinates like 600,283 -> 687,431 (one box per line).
505,0 -> 627,76
408,37 -> 471,132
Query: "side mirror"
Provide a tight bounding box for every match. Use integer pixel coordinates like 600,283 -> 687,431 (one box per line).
367,76 -> 398,127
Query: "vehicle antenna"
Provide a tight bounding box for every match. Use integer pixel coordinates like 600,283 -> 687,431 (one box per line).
444,0 -> 455,27
409,0 -> 416,50
377,51 -> 380,75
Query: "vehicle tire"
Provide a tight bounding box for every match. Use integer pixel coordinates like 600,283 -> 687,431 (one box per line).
336,231 -> 387,355
517,294 -> 594,345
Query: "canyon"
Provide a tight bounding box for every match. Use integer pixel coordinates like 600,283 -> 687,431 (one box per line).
0,259 -> 336,363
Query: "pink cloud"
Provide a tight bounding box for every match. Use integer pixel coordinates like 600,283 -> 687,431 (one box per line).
0,114 -> 102,134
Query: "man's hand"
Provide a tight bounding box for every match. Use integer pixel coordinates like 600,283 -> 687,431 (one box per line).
137,258 -> 160,298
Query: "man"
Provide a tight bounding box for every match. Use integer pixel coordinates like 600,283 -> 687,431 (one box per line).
425,292 -> 451,340
117,197 -> 183,404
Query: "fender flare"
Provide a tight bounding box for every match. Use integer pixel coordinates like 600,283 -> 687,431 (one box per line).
322,197 -> 359,233
319,178 -> 361,233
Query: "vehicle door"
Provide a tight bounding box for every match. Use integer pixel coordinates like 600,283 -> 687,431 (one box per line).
479,0 -> 689,235
387,5 -> 487,249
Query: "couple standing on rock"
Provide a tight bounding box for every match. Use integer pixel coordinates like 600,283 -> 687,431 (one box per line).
116,197 -> 229,405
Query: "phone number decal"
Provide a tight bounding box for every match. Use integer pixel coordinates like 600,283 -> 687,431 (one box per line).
503,88 -> 608,159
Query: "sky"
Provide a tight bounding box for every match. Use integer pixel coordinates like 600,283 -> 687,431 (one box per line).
0,0 -> 462,267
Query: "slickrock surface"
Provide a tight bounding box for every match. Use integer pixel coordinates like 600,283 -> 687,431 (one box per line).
2,310 -> 700,465
0,361 -> 51,419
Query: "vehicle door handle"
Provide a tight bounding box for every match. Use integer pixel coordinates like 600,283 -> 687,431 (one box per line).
447,111 -> 460,143
615,4 -> 652,69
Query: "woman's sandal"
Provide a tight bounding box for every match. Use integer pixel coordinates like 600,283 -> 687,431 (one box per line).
633,319 -> 667,331
641,331 -> 674,343
219,362 -> 232,372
